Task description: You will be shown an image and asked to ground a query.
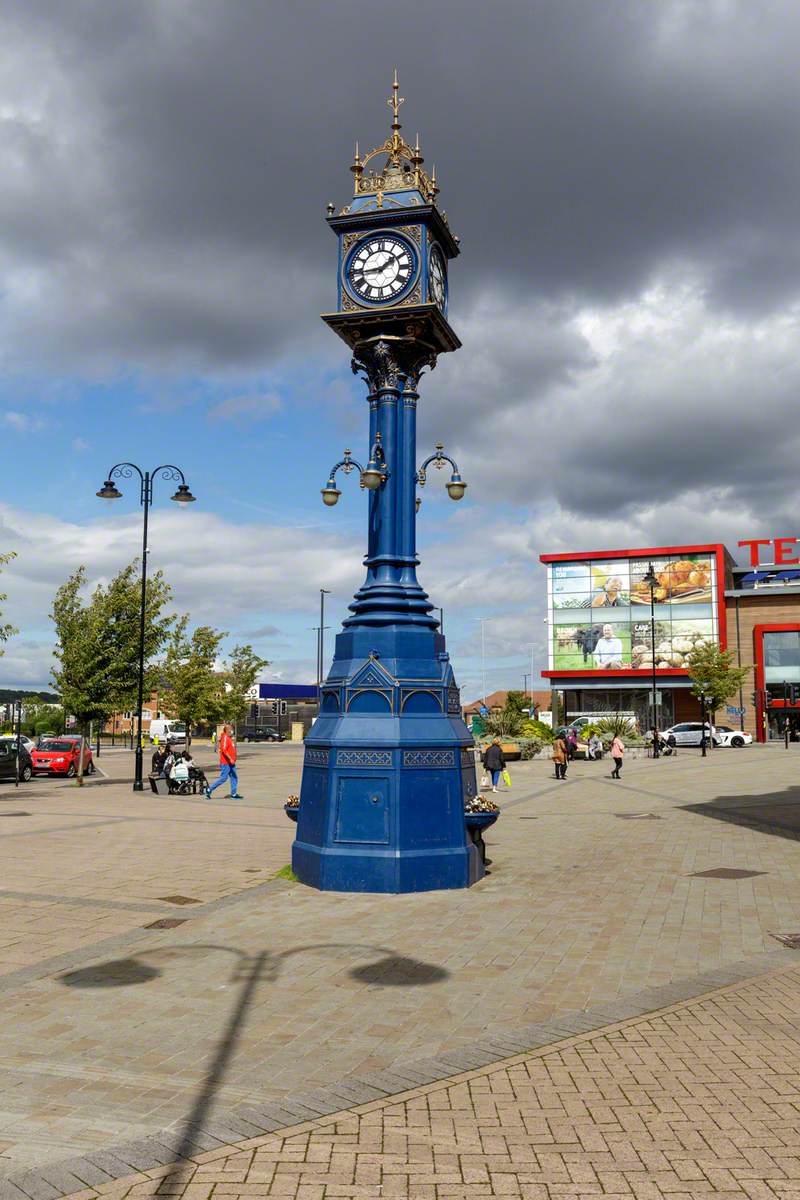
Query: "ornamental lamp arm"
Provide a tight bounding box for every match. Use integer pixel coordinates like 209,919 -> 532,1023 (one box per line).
416,442 -> 467,501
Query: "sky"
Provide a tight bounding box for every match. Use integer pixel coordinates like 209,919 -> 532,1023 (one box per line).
1,0 -> 799,700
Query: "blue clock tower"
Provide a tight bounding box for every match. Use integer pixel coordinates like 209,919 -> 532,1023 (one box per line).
291,74 -> 482,893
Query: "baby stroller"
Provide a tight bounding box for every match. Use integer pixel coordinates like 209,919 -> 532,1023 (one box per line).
167,758 -> 192,794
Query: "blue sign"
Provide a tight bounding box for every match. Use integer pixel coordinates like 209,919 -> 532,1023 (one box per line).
259,683 -> 318,700
479,705 -> 489,717
726,706 -> 745,715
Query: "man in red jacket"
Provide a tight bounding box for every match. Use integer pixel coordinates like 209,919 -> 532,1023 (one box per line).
205,725 -> 243,799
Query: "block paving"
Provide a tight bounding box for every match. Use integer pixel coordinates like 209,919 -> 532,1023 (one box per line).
38,960 -> 800,1199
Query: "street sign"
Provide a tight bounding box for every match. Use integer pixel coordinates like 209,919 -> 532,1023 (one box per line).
479,705 -> 488,716
726,706 -> 745,715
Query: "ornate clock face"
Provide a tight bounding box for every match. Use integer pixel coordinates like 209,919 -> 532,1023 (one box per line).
428,246 -> 446,309
346,236 -> 416,304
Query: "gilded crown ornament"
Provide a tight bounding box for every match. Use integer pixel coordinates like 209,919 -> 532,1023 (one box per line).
347,69 -> 440,208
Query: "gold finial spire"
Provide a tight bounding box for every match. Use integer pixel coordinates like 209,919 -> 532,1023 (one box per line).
387,68 -> 404,129
350,139 -> 363,183
386,68 -> 404,162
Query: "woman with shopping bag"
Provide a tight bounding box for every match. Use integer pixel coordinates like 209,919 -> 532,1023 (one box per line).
481,737 -> 506,793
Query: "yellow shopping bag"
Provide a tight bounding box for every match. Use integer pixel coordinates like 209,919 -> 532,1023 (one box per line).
502,769 -> 512,787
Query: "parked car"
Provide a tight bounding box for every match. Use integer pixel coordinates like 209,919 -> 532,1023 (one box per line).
3,734 -> 36,754
713,726 -> 753,748
241,725 -> 286,742
661,722 -> 717,747
0,738 -> 33,782
31,737 -> 94,777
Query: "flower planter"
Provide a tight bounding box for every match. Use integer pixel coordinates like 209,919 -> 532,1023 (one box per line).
464,809 -> 500,866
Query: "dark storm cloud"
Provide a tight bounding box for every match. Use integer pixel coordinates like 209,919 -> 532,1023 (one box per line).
2,0 -> 800,373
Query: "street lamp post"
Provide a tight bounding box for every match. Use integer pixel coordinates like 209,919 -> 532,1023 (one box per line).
318,589 -> 331,705
96,463 -> 196,791
642,562 -> 660,759
475,617 -> 490,709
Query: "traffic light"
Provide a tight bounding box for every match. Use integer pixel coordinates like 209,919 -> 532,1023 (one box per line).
269,700 -> 278,714
279,701 -> 288,716
789,683 -> 800,706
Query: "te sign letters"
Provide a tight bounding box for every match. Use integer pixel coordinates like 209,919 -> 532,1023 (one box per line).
739,537 -> 800,567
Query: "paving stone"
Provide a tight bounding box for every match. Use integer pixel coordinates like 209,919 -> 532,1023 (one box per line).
53,1163 -> 114,1190
0,1182 -> 36,1200
36,1173 -> 91,1197
7,1175 -> 62,1200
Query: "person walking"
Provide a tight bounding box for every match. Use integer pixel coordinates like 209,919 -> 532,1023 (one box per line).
610,734 -> 625,778
552,732 -> 568,780
481,737 -> 506,793
211,729 -> 217,749
205,724 -> 243,799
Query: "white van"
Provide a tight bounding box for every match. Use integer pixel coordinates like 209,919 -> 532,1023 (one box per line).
149,719 -> 186,745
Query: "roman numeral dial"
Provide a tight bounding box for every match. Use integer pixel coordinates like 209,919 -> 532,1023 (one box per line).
346,236 -> 417,304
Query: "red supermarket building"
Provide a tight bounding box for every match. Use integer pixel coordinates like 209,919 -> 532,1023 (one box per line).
540,541 -> 800,742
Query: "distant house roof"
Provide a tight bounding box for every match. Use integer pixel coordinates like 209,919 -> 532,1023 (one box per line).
463,689 -> 551,715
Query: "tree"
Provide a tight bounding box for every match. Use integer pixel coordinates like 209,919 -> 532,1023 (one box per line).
102,561 -> 175,712
686,642 -> 750,730
0,551 -> 18,653
218,644 -> 270,729
51,563 -> 174,783
160,619 -> 227,745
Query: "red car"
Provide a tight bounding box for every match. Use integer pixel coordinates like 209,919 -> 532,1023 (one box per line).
31,737 -> 95,777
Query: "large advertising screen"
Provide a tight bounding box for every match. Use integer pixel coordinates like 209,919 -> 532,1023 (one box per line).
547,554 -> 719,672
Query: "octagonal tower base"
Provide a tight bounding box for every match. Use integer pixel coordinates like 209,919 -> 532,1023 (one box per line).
292,624 -> 482,893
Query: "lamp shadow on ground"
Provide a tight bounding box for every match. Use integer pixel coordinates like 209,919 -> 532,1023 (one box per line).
56,940 -> 449,1166
59,958 -> 161,987
349,954 -> 449,985
681,784 -> 800,842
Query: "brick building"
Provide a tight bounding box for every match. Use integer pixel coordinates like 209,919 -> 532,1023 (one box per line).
462,690 -> 551,718
726,562 -> 800,741
103,691 -> 164,738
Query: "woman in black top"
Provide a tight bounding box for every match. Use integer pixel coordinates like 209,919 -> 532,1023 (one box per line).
482,737 -> 506,793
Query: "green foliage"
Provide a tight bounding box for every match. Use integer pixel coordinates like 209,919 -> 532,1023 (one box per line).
272,864 -> 299,882
485,692 -> 529,737
0,551 -> 18,652
16,697 -> 63,737
51,562 -> 173,781
686,642 -> 750,716
218,644 -> 270,725
51,563 -> 173,731
160,618 -> 227,740
595,714 -> 638,739
521,719 -> 555,742
518,736 -> 545,760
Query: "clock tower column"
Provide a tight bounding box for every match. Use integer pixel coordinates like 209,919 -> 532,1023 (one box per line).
291,76 -> 481,893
